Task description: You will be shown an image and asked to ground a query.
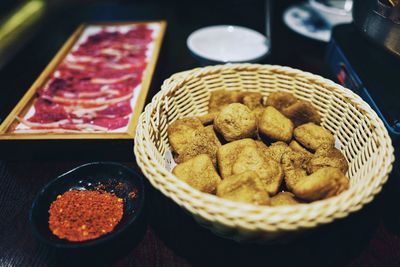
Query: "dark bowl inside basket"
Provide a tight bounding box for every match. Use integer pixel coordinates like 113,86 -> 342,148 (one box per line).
29,162 -> 146,255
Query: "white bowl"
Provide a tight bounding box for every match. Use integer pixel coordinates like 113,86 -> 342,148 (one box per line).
283,2 -> 352,42
187,25 -> 270,63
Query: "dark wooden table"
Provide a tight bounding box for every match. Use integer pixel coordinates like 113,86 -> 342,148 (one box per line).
1,1 -> 400,266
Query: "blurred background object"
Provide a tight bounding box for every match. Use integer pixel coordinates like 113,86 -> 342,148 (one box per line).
0,0 -> 27,18
0,0 -> 46,69
0,0 -> 130,69
309,0 -> 353,14
325,0 -> 400,142
353,0 -> 400,57
283,0 -> 353,42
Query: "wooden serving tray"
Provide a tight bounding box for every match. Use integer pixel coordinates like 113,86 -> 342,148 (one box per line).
0,21 -> 166,159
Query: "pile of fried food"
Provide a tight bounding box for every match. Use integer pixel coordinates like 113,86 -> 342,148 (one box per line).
167,90 -> 349,206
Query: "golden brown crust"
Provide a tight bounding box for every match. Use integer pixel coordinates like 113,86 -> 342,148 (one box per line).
252,106 -> 265,124
173,154 -> 222,194
264,141 -> 292,163
214,103 -> 257,142
168,90 -> 349,203
266,92 -> 298,111
258,106 -> 294,143
217,139 -> 257,179
282,151 -> 310,192
294,123 -> 335,151
255,140 -> 269,158
167,117 -> 204,155
291,167 -> 349,201
270,192 -> 300,206
282,151 -> 349,201
217,171 -> 270,205
208,90 -> 241,113
307,143 -> 349,174
282,100 -> 321,126
241,92 -> 263,110
289,140 -> 313,157
231,146 -> 284,196
176,125 -> 221,165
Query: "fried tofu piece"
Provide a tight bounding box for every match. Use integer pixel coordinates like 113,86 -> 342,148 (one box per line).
266,92 -> 320,126
270,192 -> 300,206
173,154 -> 221,194
281,151 -> 310,192
307,143 -> 349,174
258,106 -> 294,142
217,139 -> 257,179
218,139 -> 283,195
241,92 -> 263,110
206,124 -> 220,141
264,141 -> 292,163
282,152 -> 349,201
196,112 -> 218,125
176,125 -> 221,165
282,100 -> 321,126
208,90 -> 241,113
168,117 -> 204,154
252,106 -> 265,123
232,146 -> 284,196
217,171 -> 270,205
289,140 -> 313,157
290,167 -> 349,201
214,103 -> 257,141
255,140 -> 269,157
294,123 -> 335,151
266,92 -> 298,111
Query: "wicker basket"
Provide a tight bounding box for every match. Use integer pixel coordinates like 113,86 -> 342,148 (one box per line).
134,64 -> 394,242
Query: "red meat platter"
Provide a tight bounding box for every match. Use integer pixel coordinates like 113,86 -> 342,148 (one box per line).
0,21 -> 166,159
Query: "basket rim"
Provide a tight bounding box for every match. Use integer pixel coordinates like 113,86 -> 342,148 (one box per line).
134,63 -> 395,231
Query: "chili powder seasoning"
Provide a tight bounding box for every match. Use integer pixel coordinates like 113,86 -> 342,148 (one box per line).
48,190 -> 124,242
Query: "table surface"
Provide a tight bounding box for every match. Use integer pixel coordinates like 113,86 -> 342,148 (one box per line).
1,1 -> 400,266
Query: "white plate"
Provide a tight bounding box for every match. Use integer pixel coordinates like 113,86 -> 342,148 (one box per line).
283,2 -> 352,42
187,25 -> 269,63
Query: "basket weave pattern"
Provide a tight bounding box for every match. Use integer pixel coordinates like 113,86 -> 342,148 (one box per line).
134,64 -> 394,242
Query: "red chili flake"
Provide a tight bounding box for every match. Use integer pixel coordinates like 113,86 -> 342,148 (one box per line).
128,189 -> 138,199
48,190 -> 124,242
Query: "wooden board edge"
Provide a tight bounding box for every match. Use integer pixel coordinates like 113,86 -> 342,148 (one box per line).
0,21 -> 166,140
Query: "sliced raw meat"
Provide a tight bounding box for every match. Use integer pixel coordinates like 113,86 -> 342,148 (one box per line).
17,25 -> 156,133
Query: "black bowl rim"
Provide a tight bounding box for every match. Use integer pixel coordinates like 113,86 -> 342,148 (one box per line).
29,161 -> 145,249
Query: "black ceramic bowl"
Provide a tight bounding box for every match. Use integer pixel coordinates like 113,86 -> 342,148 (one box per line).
29,162 -> 145,252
